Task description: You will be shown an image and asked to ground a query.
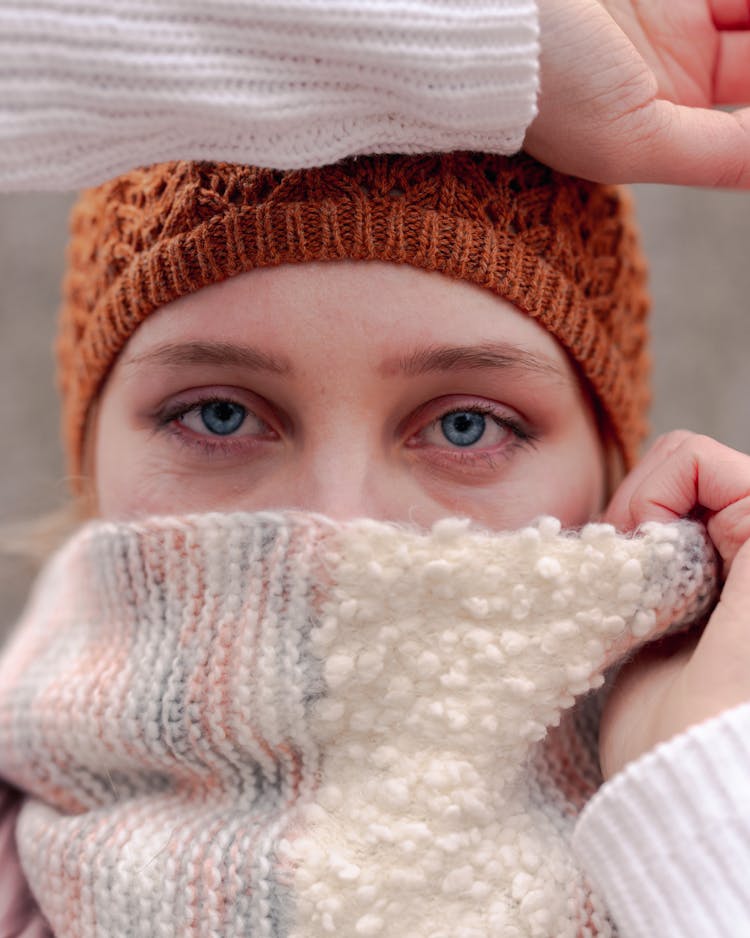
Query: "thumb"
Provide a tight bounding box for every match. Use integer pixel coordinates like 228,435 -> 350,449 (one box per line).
593,101 -> 750,187
684,538 -> 750,713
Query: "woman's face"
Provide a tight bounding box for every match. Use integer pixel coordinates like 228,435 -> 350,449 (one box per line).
93,261 -> 607,529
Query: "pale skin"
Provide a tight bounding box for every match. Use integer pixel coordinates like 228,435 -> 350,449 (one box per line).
92,262 -> 610,529
530,0 -> 750,186
89,260 -> 750,783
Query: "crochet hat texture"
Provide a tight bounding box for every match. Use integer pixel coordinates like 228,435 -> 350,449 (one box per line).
58,152 -> 650,486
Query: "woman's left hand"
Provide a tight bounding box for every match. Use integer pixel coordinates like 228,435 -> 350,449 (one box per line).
526,0 -> 750,187
598,430 -> 750,780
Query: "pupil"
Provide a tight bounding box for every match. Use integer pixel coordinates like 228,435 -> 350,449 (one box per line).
441,411 -> 485,447
200,401 -> 245,435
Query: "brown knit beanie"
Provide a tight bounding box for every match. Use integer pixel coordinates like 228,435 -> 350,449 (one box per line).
58,151 -> 650,489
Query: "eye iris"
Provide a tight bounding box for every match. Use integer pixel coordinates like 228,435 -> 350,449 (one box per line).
200,401 -> 245,435
441,411 -> 486,447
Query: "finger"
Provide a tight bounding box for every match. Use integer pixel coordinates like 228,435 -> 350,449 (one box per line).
630,437 -> 750,524
710,0 -> 750,29
685,537 -> 750,709
716,31 -> 750,102
604,432 -> 695,530
612,100 -> 750,187
608,435 -> 750,568
707,494 -> 750,573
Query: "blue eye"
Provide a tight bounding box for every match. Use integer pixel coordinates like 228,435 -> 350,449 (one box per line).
200,400 -> 246,435
441,411 -> 486,447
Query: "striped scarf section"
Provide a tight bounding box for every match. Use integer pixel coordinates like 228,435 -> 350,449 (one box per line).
0,512 -> 716,937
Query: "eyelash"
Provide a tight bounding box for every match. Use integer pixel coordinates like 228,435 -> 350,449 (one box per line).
153,394 -> 540,463
414,402 -> 539,469
153,394 -> 271,458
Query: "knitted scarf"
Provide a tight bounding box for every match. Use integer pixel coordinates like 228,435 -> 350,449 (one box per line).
0,512 -> 716,938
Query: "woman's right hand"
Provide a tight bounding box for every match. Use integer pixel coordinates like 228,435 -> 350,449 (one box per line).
527,0 -> 750,187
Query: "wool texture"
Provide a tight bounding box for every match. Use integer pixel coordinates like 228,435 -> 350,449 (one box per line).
0,0 -> 539,191
57,152 -> 650,486
0,512 -> 716,937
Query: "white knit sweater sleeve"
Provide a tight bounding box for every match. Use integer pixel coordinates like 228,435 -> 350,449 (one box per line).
573,701 -> 750,938
0,0 -> 539,192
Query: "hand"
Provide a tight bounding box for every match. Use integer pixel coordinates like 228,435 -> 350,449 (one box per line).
526,0 -> 750,187
597,430 -> 750,779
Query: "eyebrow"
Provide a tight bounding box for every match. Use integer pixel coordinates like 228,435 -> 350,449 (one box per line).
122,339 -> 569,384
123,341 -> 292,375
378,342 -> 570,383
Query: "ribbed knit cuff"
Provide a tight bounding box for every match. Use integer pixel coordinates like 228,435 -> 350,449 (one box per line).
0,0 -> 539,191
572,702 -> 750,938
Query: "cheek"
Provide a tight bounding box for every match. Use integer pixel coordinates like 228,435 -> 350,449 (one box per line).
528,435 -> 606,526
436,438 -> 605,531
525,457 -> 604,525
91,390 -> 226,520
91,404 -> 196,520
95,451 -> 177,521
95,435 -> 284,520
95,445 -> 247,520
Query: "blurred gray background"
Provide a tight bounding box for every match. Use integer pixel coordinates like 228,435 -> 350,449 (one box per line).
1,185 -> 749,636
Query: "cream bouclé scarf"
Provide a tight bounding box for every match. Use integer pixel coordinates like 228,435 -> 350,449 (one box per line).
0,512 -> 717,938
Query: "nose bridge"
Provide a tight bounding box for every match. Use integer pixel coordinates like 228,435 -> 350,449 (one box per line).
295,423 -> 387,521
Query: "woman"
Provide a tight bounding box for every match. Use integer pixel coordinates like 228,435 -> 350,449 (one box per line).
0,151 -> 747,936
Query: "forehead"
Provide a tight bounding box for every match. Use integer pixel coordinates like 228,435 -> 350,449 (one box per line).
119,260 -> 575,386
